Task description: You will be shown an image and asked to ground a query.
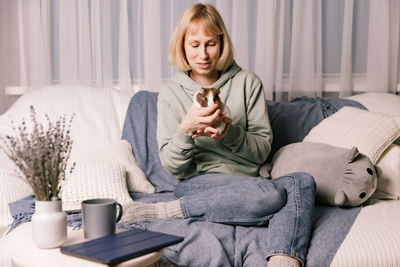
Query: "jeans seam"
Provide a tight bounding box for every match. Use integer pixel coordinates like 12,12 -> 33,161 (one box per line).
291,176 -> 301,256
201,214 -> 274,224
180,198 -> 190,219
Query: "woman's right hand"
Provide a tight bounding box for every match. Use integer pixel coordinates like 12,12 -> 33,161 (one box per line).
180,103 -> 222,136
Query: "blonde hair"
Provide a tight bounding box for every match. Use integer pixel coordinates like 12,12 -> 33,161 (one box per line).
168,3 -> 234,72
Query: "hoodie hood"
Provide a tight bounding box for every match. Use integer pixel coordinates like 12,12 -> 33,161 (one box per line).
171,61 -> 242,95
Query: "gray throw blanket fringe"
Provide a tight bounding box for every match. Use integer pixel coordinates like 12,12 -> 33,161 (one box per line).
7,195 -> 79,233
7,195 -> 142,234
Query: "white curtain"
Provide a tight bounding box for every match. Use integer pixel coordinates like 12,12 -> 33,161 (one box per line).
0,0 -> 21,115
366,0 -> 400,94
6,0 -> 400,99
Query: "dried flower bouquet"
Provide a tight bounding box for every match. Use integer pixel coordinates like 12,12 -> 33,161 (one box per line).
0,106 -> 74,201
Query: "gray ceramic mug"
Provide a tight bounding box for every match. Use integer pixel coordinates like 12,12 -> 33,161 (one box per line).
81,198 -> 123,239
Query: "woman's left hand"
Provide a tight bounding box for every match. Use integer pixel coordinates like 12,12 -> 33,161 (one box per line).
192,116 -> 232,139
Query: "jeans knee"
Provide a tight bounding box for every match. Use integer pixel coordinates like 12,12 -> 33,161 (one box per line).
275,172 -> 316,193
297,172 -> 316,190
288,172 -> 316,194
252,181 -> 287,216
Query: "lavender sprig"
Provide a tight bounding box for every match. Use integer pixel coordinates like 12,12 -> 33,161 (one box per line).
0,106 -> 75,201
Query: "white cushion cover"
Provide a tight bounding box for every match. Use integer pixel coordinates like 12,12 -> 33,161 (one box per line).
60,161 -> 133,211
346,92 -> 400,117
331,200 -> 400,266
303,107 -> 400,164
374,144 -> 400,198
0,85 -> 132,156
68,140 -> 154,193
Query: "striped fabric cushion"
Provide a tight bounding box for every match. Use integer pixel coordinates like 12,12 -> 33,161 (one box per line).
303,106 -> 400,164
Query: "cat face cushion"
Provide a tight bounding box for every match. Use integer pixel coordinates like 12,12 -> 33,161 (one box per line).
270,142 -> 381,207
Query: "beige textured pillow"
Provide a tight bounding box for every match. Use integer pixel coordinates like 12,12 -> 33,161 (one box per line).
303,107 -> 400,164
61,161 -> 133,211
69,140 -> 155,193
346,92 -> 400,117
373,144 -> 400,199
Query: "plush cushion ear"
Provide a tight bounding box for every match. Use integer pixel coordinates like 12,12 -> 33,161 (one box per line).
347,147 -> 360,163
334,189 -> 346,206
375,165 -> 383,179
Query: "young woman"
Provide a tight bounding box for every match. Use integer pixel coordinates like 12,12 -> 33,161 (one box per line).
125,4 -> 316,267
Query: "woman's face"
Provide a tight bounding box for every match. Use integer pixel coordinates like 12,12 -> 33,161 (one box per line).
184,23 -> 221,85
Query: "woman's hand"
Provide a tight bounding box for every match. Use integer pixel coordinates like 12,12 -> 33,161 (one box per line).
180,103 -> 227,138
192,116 -> 231,139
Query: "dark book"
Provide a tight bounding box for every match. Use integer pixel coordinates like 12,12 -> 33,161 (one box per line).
60,228 -> 184,265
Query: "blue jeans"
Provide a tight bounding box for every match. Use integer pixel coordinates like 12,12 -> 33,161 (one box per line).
173,172 -> 316,266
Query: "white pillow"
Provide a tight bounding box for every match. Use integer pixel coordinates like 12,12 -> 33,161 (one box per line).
69,140 -> 154,193
374,144 -> 400,199
346,92 -> 400,117
303,107 -> 400,164
0,169 -> 32,237
0,149 -> 33,237
0,85 -> 136,235
61,161 -> 133,211
0,85 -> 131,156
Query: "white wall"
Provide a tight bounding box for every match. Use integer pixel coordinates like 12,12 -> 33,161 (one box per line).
0,0 -> 21,115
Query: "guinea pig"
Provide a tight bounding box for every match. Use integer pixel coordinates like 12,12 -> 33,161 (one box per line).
193,87 -> 231,135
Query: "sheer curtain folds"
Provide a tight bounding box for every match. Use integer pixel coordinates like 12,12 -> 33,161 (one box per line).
11,0 -> 400,98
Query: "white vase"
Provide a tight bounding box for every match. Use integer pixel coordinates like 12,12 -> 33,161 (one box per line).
32,198 -> 67,248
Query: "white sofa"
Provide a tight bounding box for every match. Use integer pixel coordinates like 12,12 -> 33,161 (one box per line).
0,85 -> 399,266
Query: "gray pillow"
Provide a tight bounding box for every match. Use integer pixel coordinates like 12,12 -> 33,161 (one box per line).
270,142 -> 381,207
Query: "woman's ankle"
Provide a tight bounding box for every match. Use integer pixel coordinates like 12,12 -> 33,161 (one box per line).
268,255 -> 301,267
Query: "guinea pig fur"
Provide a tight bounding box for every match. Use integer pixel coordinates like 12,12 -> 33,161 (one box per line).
194,88 -> 222,109
193,87 -> 231,135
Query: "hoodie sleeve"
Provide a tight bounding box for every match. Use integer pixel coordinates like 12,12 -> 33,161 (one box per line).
157,90 -> 196,177
222,76 -> 273,165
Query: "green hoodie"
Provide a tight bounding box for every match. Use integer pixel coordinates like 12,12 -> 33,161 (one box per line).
157,62 -> 273,179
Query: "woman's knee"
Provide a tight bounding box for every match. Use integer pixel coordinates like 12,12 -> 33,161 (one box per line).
293,172 -> 316,190
274,172 -> 316,193
251,180 -> 287,215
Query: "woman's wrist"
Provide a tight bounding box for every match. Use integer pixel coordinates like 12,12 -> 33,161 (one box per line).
180,123 -> 195,135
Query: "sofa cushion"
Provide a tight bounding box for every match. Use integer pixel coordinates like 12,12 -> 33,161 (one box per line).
303,107 -> 400,200
61,161 -> 133,211
0,85 -> 131,156
0,85 -> 133,235
346,92 -> 400,117
374,144 -> 400,199
68,140 -> 154,193
303,107 -> 400,164
265,97 -> 366,163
